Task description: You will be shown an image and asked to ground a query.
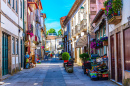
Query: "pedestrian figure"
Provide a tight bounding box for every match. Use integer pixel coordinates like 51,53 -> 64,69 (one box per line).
44,53 -> 48,61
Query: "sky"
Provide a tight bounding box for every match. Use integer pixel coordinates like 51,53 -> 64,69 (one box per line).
41,0 -> 75,33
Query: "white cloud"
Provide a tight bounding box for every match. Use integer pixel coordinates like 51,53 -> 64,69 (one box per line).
46,21 -> 61,32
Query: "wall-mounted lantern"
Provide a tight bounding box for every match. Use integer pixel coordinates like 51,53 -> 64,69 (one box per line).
80,6 -> 84,14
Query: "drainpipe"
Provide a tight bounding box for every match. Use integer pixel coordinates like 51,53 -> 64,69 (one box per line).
23,0 -> 25,68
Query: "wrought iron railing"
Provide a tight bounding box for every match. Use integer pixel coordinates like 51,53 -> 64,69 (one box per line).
28,0 -> 35,2
107,11 -> 121,21
80,19 -> 87,31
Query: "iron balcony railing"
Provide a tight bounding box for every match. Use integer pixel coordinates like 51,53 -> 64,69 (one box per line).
107,11 -> 121,21
28,0 -> 35,2
80,19 -> 87,31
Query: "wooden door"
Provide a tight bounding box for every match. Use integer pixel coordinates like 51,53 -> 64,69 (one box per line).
2,33 -> 8,76
124,28 -> 130,71
110,35 -> 115,80
116,32 -> 122,83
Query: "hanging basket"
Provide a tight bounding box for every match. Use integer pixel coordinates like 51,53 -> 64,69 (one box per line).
103,41 -> 108,46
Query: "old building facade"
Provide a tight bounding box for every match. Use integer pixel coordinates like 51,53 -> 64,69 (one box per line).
0,0 -> 24,80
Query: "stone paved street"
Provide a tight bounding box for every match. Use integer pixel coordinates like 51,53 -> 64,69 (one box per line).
1,58 -> 118,86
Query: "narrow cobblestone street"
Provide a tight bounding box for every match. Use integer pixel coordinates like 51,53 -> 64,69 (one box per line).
1,58 -> 118,86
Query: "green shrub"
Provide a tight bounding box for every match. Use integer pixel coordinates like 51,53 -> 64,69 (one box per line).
79,53 -> 89,62
62,52 -> 70,60
123,78 -> 130,86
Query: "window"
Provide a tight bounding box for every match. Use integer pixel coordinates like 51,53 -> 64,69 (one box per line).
12,0 -> 14,9
12,37 -> 15,54
16,0 -> 18,13
8,0 -> 11,4
16,39 -> 18,54
20,1 -> 22,18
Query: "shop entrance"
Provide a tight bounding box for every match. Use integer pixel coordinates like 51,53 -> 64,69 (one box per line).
2,33 -> 8,76
110,35 -> 115,80
116,32 -> 122,83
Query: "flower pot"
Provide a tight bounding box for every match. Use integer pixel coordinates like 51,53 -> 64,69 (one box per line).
103,41 -> 108,46
114,12 -> 117,16
64,60 -> 69,63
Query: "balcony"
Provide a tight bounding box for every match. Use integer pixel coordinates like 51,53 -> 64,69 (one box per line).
75,24 -> 80,34
28,0 -> 38,9
80,19 -> 87,31
35,15 -> 40,24
107,11 -> 122,25
28,0 -> 35,2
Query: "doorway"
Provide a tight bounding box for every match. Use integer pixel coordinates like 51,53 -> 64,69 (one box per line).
2,33 -> 8,76
116,32 -> 122,83
110,35 -> 115,80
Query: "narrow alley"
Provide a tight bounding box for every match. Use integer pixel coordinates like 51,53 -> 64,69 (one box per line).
1,58 -> 117,86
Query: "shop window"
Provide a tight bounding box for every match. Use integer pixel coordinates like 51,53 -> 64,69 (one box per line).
16,39 -> 18,54
12,37 -> 15,54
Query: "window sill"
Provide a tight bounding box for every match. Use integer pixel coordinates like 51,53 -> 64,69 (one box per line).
7,3 -> 11,9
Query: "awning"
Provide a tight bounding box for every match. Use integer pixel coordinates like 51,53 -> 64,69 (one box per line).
75,35 -> 88,48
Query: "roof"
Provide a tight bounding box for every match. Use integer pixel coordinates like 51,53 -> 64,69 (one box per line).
92,8 -> 105,24
60,16 -> 66,28
41,13 -> 46,19
46,35 -> 57,40
63,0 -> 84,26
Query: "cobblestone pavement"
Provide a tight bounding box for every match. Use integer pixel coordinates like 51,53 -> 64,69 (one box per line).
1,58 -> 118,86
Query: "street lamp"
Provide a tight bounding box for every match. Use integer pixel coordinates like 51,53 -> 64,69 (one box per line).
80,6 -> 84,14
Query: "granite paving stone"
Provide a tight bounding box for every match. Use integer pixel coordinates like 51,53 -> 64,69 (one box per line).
1,58 -> 118,86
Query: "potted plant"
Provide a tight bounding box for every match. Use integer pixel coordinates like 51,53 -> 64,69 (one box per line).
100,37 -> 108,46
62,52 -> 70,67
112,0 -> 122,15
80,53 -> 89,74
104,1 -> 112,16
123,78 -> 130,86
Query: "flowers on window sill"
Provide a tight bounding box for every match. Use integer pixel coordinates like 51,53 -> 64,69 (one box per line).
26,30 -> 34,37
104,0 -> 122,16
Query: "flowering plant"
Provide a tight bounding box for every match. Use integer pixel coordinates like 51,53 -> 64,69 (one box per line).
26,30 -> 34,37
100,37 -> 108,41
41,46 -> 44,49
90,41 -> 96,49
96,40 -> 103,48
112,0 -> 122,13
104,2 -> 112,16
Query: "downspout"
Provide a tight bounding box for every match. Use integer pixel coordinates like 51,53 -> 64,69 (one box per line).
23,0 -> 25,68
